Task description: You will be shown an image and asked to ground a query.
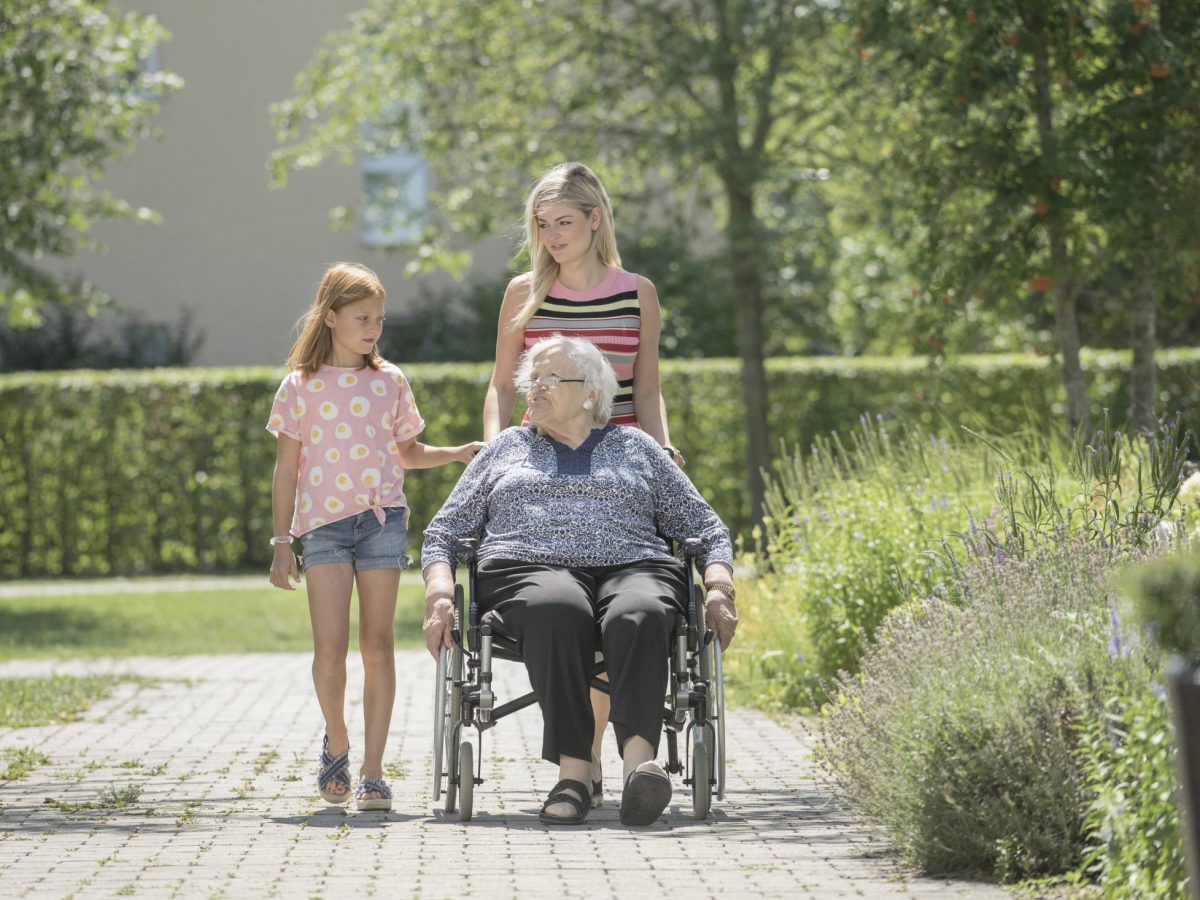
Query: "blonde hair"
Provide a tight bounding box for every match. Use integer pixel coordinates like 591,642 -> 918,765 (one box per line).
286,263 -> 386,376
511,162 -> 621,331
514,335 -> 618,425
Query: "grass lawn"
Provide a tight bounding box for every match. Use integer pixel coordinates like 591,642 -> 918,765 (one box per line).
0,583 -> 428,660
0,674 -> 154,728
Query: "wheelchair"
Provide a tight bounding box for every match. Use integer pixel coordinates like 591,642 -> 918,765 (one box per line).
431,537 -> 726,822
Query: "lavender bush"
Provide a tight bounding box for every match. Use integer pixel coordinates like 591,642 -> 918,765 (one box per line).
819,542 -> 1155,881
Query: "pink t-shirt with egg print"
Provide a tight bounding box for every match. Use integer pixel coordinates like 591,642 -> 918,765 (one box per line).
266,362 -> 426,537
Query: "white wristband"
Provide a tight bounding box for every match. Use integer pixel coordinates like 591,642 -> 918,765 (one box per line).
270,536 -> 293,546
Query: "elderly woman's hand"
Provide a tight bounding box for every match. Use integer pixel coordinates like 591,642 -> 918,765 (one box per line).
422,561 -> 458,660
423,596 -> 456,659
704,593 -> 738,650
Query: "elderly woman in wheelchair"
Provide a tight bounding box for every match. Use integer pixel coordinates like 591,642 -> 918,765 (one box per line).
421,335 -> 736,826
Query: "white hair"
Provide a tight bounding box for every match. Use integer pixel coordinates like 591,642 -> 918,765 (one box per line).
514,335 -> 618,425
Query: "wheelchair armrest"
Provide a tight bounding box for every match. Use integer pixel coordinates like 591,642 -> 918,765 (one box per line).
455,538 -> 479,564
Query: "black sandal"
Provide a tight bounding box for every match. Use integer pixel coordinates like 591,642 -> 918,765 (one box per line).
620,765 -> 672,826
539,778 -> 591,825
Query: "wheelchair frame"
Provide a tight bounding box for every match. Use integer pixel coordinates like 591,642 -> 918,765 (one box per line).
431,538 -> 726,822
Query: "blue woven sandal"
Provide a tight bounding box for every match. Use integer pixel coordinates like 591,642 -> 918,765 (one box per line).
317,735 -> 351,805
355,777 -> 392,812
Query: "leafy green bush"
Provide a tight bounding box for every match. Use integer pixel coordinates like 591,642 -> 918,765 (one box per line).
0,365 -> 486,578
739,415 -> 1189,708
818,542 -> 1146,881
1076,667 -> 1187,899
1121,549 -> 1200,666
1,349 -> 1198,577
742,419 -> 996,706
0,306 -> 203,372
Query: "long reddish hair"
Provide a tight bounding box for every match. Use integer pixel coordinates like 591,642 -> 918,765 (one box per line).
286,263 -> 386,376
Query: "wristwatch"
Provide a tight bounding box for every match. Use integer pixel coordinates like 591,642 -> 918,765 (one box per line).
705,582 -> 736,602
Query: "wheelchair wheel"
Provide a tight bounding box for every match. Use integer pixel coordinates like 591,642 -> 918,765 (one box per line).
714,640 -> 726,801
458,739 -> 474,822
701,638 -> 727,801
691,727 -> 711,820
432,646 -> 449,801
444,641 -> 463,813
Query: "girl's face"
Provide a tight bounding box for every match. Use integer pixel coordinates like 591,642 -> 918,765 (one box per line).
324,295 -> 385,366
536,201 -> 600,268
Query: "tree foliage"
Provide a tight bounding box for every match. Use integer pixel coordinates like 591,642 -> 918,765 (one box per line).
0,0 -> 180,324
271,0 -> 854,530
851,0 -> 1200,431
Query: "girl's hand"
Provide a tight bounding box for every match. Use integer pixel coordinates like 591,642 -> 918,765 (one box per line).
423,596 -> 456,659
269,545 -> 301,590
456,441 -> 485,464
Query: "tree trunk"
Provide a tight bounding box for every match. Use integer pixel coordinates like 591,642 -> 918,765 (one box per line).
1130,263 -> 1158,434
1031,30 -> 1090,435
724,175 -> 770,540
1048,227 -> 1090,436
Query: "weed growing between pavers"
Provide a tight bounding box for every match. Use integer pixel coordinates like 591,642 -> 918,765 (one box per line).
2,747 -> 50,780
252,750 -> 278,775
0,674 -> 157,727
44,784 -> 144,813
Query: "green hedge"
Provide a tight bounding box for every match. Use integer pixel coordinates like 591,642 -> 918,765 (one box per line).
1,349 -> 1197,577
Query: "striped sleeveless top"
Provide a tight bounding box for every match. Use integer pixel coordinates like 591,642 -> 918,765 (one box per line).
523,268 -> 641,426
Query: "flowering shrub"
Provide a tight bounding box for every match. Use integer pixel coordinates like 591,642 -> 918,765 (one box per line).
1077,667 -> 1187,899
733,415 -> 1191,710
731,419 -> 995,708
818,542 -> 1159,881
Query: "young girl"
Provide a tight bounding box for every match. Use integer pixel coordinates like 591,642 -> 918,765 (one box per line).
268,262 -> 480,812
481,162 -> 682,808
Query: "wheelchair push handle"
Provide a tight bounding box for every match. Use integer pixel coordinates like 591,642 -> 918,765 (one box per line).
682,538 -> 703,560
455,538 -> 479,564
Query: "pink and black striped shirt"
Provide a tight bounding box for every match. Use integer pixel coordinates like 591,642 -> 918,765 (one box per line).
523,267 -> 641,427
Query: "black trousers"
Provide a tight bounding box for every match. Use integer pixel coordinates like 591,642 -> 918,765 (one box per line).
475,556 -> 688,765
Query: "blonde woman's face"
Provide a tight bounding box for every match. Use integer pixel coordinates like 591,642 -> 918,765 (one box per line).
535,201 -> 599,267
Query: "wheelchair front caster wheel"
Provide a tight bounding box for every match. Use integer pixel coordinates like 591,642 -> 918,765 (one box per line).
458,740 -> 474,822
691,732 -> 711,819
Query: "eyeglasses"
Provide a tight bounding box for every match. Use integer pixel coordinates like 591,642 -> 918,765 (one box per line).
517,374 -> 586,392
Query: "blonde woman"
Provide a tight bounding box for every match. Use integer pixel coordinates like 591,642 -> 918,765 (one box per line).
482,162 -> 684,807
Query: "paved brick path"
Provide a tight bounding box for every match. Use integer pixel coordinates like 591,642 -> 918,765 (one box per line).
0,653 -> 1010,899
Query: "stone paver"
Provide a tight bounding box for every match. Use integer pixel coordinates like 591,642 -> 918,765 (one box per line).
0,653 -> 1011,899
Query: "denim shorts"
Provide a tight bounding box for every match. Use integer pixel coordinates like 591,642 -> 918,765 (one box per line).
299,507 -> 411,571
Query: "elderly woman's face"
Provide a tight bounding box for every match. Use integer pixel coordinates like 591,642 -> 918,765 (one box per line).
525,350 -> 589,428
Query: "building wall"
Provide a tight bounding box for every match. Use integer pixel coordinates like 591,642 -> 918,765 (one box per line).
75,0 -> 507,366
